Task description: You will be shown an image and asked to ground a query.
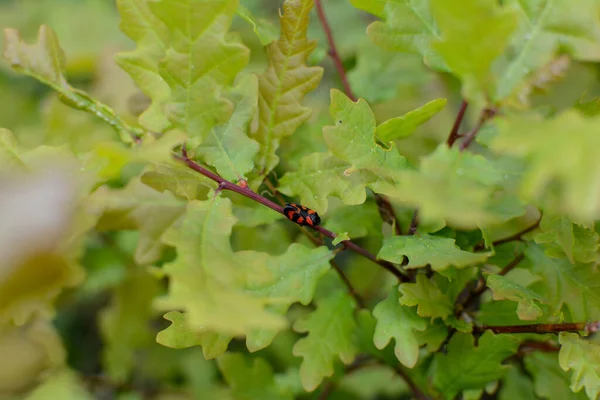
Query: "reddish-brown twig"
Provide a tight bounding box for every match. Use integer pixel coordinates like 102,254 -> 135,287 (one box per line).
459,107 -> 497,150
314,0 -> 356,101
175,150 -> 407,282
446,100 -> 468,147
475,321 -> 600,335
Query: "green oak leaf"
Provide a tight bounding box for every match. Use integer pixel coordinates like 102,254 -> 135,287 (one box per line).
252,0 -> 323,178
432,331 -> 520,399
384,145 -> 525,229
99,269 -> 161,381
322,201 -> 382,240
25,369 -> 92,400
292,290 -> 357,391
323,90 -> 408,188
156,311 -> 232,359
486,274 -> 546,321
431,0 -> 517,101
244,244 -> 333,352
499,367 -> 537,400
156,197 -> 286,336
360,0 -> 447,71
378,234 -> 490,271
278,152 -> 368,213
141,162 -> 214,201
559,332 -> 600,399
373,286 -> 427,367
116,0 -> 249,135
89,178 -> 187,265
399,274 -> 452,320
3,25 -> 143,143
526,244 -> 600,321
236,4 -> 279,46
492,111 -> 600,222
0,318 -> 65,395
348,40 -> 434,103
376,98 -> 447,142
0,129 -> 27,172
495,0 -> 600,101
217,353 -> 294,400
525,352 -> 588,400
195,74 -> 260,182
534,214 -> 599,264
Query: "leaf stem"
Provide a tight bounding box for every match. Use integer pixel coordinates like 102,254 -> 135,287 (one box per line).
474,214 -> 542,251
446,100 -> 468,147
175,149 -> 407,282
459,107 -> 497,151
314,0 -> 356,101
407,209 -> 419,235
475,321 -> 600,335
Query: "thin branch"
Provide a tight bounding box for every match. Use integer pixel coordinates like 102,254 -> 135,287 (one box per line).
459,107 -> 497,151
175,150 -> 407,282
474,215 -> 542,251
330,260 -> 366,308
518,340 -> 560,355
375,194 -> 403,235
498,252 -> 526,276
446,100 -> 468,147
475,321 -> 600,335
391,364 -> 432,400
314,0 -> 356,101
408,209 -> 419,235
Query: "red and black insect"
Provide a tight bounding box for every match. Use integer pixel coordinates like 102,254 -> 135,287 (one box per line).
283,203 -> 321,227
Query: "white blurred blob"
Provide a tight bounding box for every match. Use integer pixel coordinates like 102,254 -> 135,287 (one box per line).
0,172 -> 75,277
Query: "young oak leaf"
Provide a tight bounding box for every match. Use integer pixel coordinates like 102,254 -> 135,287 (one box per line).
526,244 -> 600,321
534,214 -> 599,264
278,152 -> 368,213
486,274 -> 546,321
156,311 -> 232,359
525,352 -> 589,400
431,0 -> 518,101
293,290 -> 357,391
156,197 -> 286,336
323,90 -> 408,190
399,274 -> 452,321
99,269 -> 162,381
217,353 -> 294,400
384,145 -> 525,229
559,333 -> 600,399
89,178 -> 187,265
195,74 -> 260,182
243,244 -> 333,352
373,286 -> 427,368
378,234 -> 490,272
492,111 -> 600,222
433,331 -> 520,399
3,25 -> 143,143
252,0 -> 324,178
495,0 -> 600,101
116,0 -> 249,135
358,0 -> 448,71
375,98 -> 447,142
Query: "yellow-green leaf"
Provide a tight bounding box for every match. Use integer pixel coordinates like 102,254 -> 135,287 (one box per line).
116,0 -> 249,135
252,0 -> 324,178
